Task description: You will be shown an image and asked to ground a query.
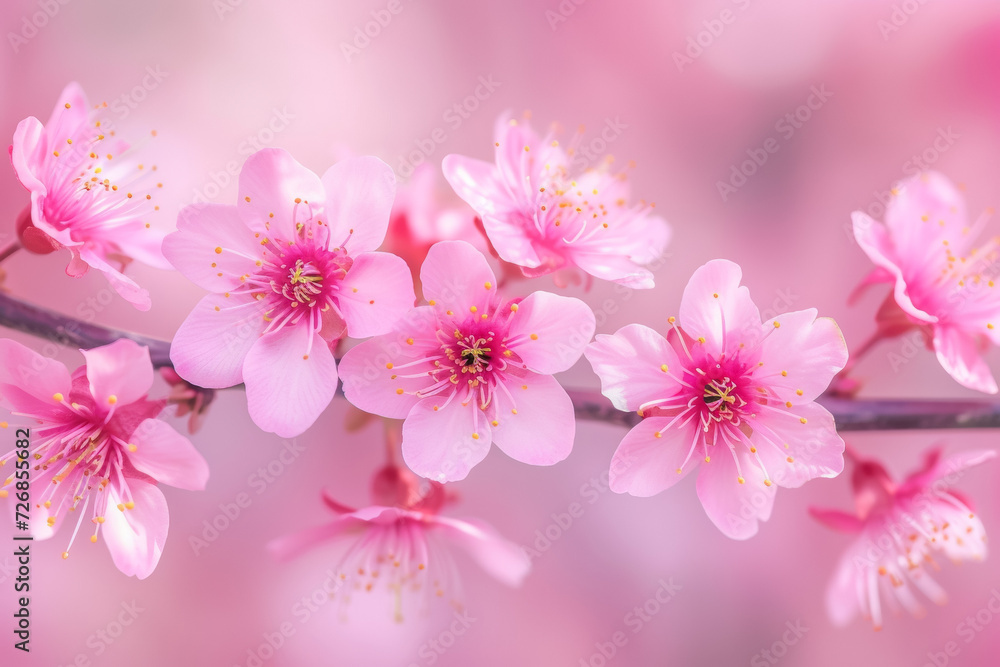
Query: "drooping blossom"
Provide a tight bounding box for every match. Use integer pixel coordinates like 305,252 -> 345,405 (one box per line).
163,148 -> 415,437
852,171 -> 1000,393
584,259 -> 848,539
268,464 -> 530,623
339,240 -> 595,482
9,82 -> 171,310
810,447 -> 994,630
159,367 -> 216,434
0,338 -> 209,579
442,115 -> 670,289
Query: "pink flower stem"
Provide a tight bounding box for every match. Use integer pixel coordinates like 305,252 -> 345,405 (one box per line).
837,329 -> 885,378
3,291 -> 1000,432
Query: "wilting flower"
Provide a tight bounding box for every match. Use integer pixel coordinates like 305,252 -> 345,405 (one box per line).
163,148 -> 415,437
340,240 -> 595,481
9,82 -> 171,310
159,367 -> 216,434
810,447 -> 994,630
268,464 -> 530,622
0,338 -> 209,578
442,115 -> 670,289
852,171 -> 1000,393
584,259 -> 848,539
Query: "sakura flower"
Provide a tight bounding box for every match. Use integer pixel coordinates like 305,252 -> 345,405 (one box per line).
810,447 -> 994,630
159,367 -> 216,434
163,148 -> 415,437
584,259 -> 848,539
443,115 -> 670,289
0,338 -> 209,579
852,171 -> 1000,393
339,240 -> 595,481
9,82 -> 171,310
268,464 -> 530,623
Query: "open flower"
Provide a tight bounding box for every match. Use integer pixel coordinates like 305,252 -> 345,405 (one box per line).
268,464 -> 530,623
163,148 -> 415,437
584,259 -> 848,539
852,171 -> 1000,393
9,82 -> 171,310
810,447 -> 994,630
339,240 -> 595,481
442,115 -> 670,288
0,338 -> 209,579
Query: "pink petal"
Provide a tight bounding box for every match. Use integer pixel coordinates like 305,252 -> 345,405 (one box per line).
696,446 -> 776,540
243,324 -> 338,437
898,448 -> 996,494
337,251 -> 416,338
163,204 -> 261,292
491,373 -> 575,466
884,172 -> 968,257
507,291 -> 595,374
10,117 -> 47,195
825,548 -> 863,626
441,154 -> 512,218
78,247 -> 151,310
758,309 -> 848,402
320,156 -> 396,254
44,82 -> 89,143
267,515 -> 367,562
808,507 -> 864,533
81,339 -> 153,408
608,417 -> 700,496
570,251 -> 657,289
113,220 -> 172,270
237,148 -> 325,237
932,325 -> 998,393
749,402 -> 845,488
480,214 -> 543,268
102,479 -> 168,580
679,259 -> 762,356
433,515 -> 531,587
401,398 -> 491,482
584,324 -> 683,412
0,339 -> 72,409
128,419 -> 210,491
170,294 -> 264,388
419,240 -> 497,310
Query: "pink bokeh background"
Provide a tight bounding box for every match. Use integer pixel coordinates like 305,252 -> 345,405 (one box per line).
3,0 -> 1000,665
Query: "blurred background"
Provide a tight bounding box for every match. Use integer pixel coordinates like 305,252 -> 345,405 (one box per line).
2,0 -> 1000,665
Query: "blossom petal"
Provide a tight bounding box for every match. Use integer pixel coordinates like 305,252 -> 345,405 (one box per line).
933,325 -> 998,393
585,324 -> 683,412
78,247 -> 151,310
0,339 -> 72,410
237,148 -> 325,237
320,156 -> 395,254
491,373 -> 574,466
749,402 -> 845,488
401,398 -> 491,482
696,446 -> 776,540
267,515 -> 367,561
507,291 -> 595,374
170,293 -> 264,388
441,154 -> 508,217
419,240 -> 497,311
129,419 -> 210,491
679,259 -> 762,356
808,507 -> 864,533
433,516 -> 531,587
163,204 -> 261,292
758,309 -> 848,402
10,117 -> 47,195
337,251 -> 416,338
609,417 -> 700,496
243,324 -> 338,437
102,479 -> 168,580
81,339 -> 153,407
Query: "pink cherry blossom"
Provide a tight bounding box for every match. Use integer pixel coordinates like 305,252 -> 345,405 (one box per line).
584,259 -> 848,539
0,338 -> 209,579
163,148 -> 415,437
810,447 -> 994,630
852,171 -> 1000,393
339,240 -> 595,482
268,464 -> 530,622
442,115 -> 670,289
9,82 -> 172,310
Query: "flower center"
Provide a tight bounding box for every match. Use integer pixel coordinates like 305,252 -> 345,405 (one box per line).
456,335 -> 492,372
278,259 -> 324,305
